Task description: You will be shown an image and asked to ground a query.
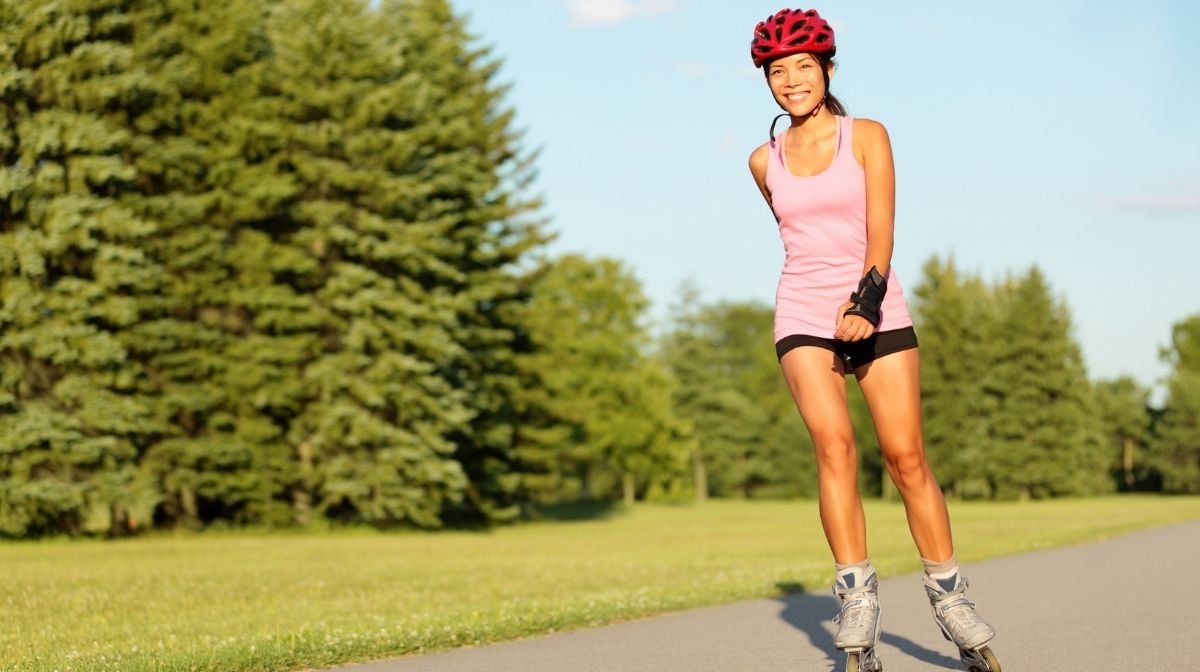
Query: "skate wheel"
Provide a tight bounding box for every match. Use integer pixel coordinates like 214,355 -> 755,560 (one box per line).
966,647 -> 1001,672
981,647 -> 1000,672
847,651 -> 883,672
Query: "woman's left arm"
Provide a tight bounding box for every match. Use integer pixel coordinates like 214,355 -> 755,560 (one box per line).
859,119 -> 896,277
834,119 -> 896,341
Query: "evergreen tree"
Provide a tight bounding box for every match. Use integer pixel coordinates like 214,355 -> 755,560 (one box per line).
127,0 -> 300,529
1093,376 -> 1153,491
381,0 -> 550,523
188,0 -> 523,529
981,267 -> 1109,498
515,254 -> 685,504
659,283 -> 715,500
911,256 -> 995,498
720,301 -> 817,499
0,0 -> 171,536
661,292 -> 816,499
1150,315 -> 1200,493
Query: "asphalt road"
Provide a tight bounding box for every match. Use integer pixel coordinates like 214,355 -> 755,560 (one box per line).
330,520 -> 1200,671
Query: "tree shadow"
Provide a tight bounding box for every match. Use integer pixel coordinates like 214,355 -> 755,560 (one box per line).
773,581 -> 962,671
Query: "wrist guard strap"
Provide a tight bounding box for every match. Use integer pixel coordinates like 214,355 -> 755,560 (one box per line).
845,266 -> 888,327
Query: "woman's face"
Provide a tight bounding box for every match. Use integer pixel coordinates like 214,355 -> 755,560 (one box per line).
766,53 -> 829,116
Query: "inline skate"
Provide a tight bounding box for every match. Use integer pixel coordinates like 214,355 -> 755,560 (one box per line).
924,571 -> 1001,672
833,566 -> 883,672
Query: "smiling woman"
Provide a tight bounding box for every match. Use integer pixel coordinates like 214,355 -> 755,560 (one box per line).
744,8 -> 1001,672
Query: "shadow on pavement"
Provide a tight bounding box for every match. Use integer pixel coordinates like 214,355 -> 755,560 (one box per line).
773,586 -> 839,671
878,632 -> 961,670
773,582 -> 962,671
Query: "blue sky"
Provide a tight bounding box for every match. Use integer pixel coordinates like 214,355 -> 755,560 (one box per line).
450,0 -> 1200,397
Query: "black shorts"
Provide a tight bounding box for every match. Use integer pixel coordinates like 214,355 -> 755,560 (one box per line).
775,326 -> 919,372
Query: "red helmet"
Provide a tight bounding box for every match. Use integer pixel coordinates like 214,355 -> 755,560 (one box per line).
750,8 -> 835,68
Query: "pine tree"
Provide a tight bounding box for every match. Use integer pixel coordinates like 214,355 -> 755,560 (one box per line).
187,0 -> 533,528
380,0 -> 550,523
911,255 -> 995,498
2,0 -> 553,533
0,0 -> 172,536
660,293 -> 815,499
717,301 -> 817,499
1150,315 -> 1200,493
981,267 -> 1109,498
122,0 -> 305,529
1093,376 -> 1153,491
515,254 -> 685,504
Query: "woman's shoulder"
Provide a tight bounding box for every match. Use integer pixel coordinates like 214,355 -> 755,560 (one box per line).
748,141 -> 771,180
849,117 -> 891,164
850,116 -> 889,139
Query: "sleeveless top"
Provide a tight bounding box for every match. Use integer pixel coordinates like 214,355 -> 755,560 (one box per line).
765,115 -> 913,342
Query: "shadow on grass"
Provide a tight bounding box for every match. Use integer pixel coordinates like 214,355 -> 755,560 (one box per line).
527,500 -> 626,523
773,581 -> 961,671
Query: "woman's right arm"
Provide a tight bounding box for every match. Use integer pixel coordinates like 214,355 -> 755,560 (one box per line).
748,143 -> 774,214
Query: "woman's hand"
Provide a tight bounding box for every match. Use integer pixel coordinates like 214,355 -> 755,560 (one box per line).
835,301 -> 876,341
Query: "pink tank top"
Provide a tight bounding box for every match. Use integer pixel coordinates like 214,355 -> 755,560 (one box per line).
766,115 -> 913,341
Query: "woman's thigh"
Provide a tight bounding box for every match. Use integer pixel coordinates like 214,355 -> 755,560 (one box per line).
778,345 -> 854,446
854,347 -> 924,457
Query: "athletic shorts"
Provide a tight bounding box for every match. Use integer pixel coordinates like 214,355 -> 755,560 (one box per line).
775,326 -> 919,371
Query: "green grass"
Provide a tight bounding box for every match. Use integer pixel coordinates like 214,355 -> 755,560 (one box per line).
3,496 -> 1199,672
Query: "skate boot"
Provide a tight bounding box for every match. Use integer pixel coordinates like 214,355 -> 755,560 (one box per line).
923,571 -> 1001,672
832,565 -> 883,672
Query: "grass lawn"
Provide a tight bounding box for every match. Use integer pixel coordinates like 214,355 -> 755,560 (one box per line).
3,495 -> 1199,672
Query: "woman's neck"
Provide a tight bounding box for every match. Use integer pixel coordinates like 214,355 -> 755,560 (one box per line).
787,108 -> 838,141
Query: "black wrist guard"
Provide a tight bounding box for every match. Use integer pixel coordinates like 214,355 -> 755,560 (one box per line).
845,266 -> 888,327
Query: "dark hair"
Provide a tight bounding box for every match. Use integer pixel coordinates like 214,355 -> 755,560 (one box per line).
763,49 -> 846,116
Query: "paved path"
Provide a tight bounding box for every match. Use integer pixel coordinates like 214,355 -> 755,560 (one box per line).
333,520 -> 1200,671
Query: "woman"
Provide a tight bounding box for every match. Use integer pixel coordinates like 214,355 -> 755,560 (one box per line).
746,9 -> 1000,672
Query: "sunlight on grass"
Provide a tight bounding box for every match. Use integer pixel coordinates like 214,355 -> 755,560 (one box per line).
2,496 -> 1198,671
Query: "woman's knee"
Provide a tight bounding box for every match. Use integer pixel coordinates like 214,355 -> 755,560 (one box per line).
813,437 -> 858,474
884,447 -> 931,491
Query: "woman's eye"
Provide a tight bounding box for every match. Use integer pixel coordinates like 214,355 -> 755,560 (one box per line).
802,63 -> 813,69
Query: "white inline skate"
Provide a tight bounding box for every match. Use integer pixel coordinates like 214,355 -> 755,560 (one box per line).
923,572 -> 1001,672
833,566 -> 883,672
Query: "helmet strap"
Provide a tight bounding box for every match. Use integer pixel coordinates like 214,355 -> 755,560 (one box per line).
768,113 -> 790,147
767,98 -> 828,148
810,96 -> 826,119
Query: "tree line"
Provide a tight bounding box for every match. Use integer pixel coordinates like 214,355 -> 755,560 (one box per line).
1,0 -> 1196,538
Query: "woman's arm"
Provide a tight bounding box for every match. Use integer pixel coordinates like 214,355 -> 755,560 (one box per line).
748,143 -> 774,214
858,118 -> 896,277
835,118 -> 896,341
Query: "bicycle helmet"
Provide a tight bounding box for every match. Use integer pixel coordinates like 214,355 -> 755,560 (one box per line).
750,8 -> 835,68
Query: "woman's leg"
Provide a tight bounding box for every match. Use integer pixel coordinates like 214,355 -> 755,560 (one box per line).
855,347 -> 997,664
853,347 -> 954,562
779,345 -> 866,564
